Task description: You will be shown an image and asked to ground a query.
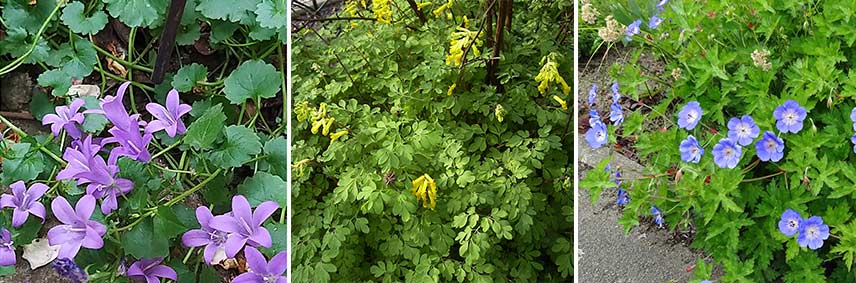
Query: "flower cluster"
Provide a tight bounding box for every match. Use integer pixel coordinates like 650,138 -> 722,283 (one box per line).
372,0 -> 392,24
52,258 -> 89,283
623,0 -> 669,41
598,16 -> 624,42
651,206 -> 664,228
580,0 -> 599,24
307,102 -> 349,142
182,195 -> 279,264
751,49 -> 772,71
778,209 -> 829,250
411,174 -> 438,210
675,100 -> 804,168
585,82 -> 626,149
445,26 -> 483,67
534,53 -> 571,96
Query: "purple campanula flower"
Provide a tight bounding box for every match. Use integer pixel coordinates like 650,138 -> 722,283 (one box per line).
231,247 -> 287,283
773,100 -> 807,134
145,89 -> 192,137
0,228 -> 14,266
679,135 -> 703,163
104,115 -> 153,164
609,102 -> 624,126
56,135 -> 101,182
80,156 -> 134,214
755,131 -> 784,162
727,115 -> 760,146
210,196 -> 279,258
47,195 -> 106,259
625,19 -> 642,40
677,102 -> 702,130
52,258 -> 89,283
651,206 -> 664,228
0,181 -> 48,227
127,257 -> 178,283
585,121 -> 608,149
712,138 -> 742,169
611,82 -> 620,102
588,84 -> 597,106
778,209 -> 801,237
182,206 -> 230,264
42,98 -> 85,139
100,82 -> 144,132
616,189 -> 629,206
797,216 -> 829,250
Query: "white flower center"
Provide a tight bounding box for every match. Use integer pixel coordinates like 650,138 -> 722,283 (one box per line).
784,110 -> 797,124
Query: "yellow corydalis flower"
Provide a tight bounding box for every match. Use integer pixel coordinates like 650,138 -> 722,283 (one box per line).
446,27 -> 482,66
433,0 -> 453,17
495,104 -> 506,122
535,53 -> 570,96
447,83 -> 457,96
552,95 -> 568,110
373,0 -> 392,24
411,174 -> 437,210
416,2 -> 433,10
330,130 -> 349,142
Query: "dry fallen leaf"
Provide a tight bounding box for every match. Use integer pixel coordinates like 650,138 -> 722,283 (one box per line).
22,238 -> 59,269
107,57 -> 128,77
67,84 -> 101,97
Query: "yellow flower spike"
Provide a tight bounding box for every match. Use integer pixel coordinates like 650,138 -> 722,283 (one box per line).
534,53 -> 569,96
411,174 -> 437,210
318,102 -> 327,118
552,95 -> 568,110
330,130 -> 349,142
433,0 -> 452,17
425,175 -> 437,210
373,0 -> 392,24
462,16 -> 469,28
447,83 -> 457,96
311,118 -> 324,134
495,104 -> 506,122
417,2 -> 432,10
322,117 -> 335,136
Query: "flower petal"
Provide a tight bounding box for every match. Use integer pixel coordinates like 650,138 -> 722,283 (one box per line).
209,216 -> 243,234
80,227 -> 104,249
0,195 -> 16,209
195,206 -> 214,229
248,227 -> 272,248
26,183 -> 49,202
231,273 -> 262,283
181,230 -> 211,247
55,240 -> 83,260
224,234 -> 248,258
75,195 -> 96,220
231,196 -> 253,224
148,265 -> 178,280
11,208 -> 28,228
253,201 -> 279,227
51,197 -> 78,224
28,202 -> 46,223
268,251 -> 287,275
0,248 -> 15,266
243,247 -> 268,274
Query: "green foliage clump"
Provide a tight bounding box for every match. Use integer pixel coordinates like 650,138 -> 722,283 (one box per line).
292,0 -> 572,282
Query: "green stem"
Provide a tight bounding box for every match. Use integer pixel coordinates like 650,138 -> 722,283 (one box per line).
151,137 -> 183,160
164,168 -> 224,207
0,115 -> 66,166
91,43 -> 154,73
93,66 -> 156,91
0,0 -> 67,75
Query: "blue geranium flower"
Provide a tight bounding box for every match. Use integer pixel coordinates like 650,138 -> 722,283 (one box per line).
625,19 -> 642,40
778,209 -> 802,237
651,206 -> 664,228
850,107 -> 856,131
589,84 -> 597,106
712,138 -> 742,169
679,135 -> 703,163
616,189 -> 629,205
611,82 -> 621,102
851,134 -> 856,154
589,109 -> 601,125
648,13 -> 664,29
677,101 -> 702,130
773,100 -> 806,134
797,216 -> 829,250
610,102 -> 624,126
727,115 -> 760,146
586,121 -> 608,149
657,0 -> 669,8
755,131 -> 784,162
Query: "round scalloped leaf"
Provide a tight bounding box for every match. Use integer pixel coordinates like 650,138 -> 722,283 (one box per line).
60,2 -> 108,35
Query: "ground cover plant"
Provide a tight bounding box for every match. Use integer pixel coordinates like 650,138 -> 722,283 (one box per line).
0,0 -> 286,282
581,0 -> 856,282
291,0 -> 572,282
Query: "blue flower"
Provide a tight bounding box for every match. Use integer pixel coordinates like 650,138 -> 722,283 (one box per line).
589,84 -> 598,106
712,138 -> 742,169
616,189 -> 629,205
589,109 -> 601,125
850,107 -> 856,131
611,82 -> 621,102
614,169 -> 622,186
657,0 -> 669,8
586,121 -> 608,149
851,134 -> 856,154
651,206 -> 664,228
701,281 -> 713,283
778,209 -> 802,237
625,19 -> 642,40
610,102 -> 624,126
679,135 -> 703,163
648,13 -> 664,29
755,131 -> 784,162
797,216 -> 829,250
53,258 -> 89,283
677,101 -> 702,130
727,115 -> 760,146
773,100 -> 807,134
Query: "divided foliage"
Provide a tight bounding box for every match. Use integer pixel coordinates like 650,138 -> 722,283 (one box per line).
292,0 -> 572,282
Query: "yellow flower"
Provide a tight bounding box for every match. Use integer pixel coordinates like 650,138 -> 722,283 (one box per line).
447,83 -> 457,96
330,130 -> 349,142
322,117 -> 335,136
311,118 -> 324,134
433,0 -> 453,17
446,27 -> 482,67
373,0 -> 392,24
535,53 -> 570,95
495,104 -> 506,122
462,15 -> 469,28
417,2 -> 433,10
411,174 -> 437,209
552,95 -> 568,110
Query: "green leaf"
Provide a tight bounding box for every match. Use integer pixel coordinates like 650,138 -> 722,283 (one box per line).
80,96 -> 110,133
154,206 -> 188,240
184,103 -> 226,150
103,0 -> 169,27
37,69 -> 71,97
197,0 -> 259,22
172,63 -> 208,92
255,0 -> 286,29
260,136 -> 287,179
61,2 -> 108,35
122,218 -> 169,258
1,143 -> 46,184
29,91 -> 55,120
207,125 -> 262,168
237,172 -> 286,207
263,222 -> 286,257
223,60 -> 282,104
